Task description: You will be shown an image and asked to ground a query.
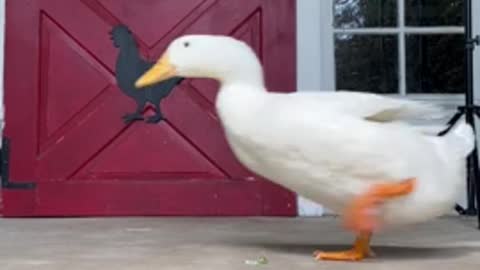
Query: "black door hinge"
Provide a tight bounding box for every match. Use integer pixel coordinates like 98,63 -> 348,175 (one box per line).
1,137 -> 36,190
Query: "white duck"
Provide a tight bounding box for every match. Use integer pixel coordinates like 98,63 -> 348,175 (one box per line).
135,35 -> 475,261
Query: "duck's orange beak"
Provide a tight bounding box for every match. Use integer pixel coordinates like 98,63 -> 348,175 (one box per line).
135,53 -> 177,89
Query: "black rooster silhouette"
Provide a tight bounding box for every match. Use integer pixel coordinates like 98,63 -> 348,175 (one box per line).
110,25 -> 184,124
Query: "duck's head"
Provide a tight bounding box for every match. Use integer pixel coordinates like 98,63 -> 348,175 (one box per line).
135,35 -> 264,88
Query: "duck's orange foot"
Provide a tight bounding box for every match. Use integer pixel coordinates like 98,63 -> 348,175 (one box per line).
344,178 -> 416,234
313,249 -> 372,261
313,233 -> 374,262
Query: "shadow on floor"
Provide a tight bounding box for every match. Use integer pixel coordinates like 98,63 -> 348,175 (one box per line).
234,242 -> 480,261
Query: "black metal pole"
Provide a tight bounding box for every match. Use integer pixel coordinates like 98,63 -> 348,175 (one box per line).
463,0 -> 480,228
465,0 -> 475,106
430,0 -> 480,228
464,0 -> 479,216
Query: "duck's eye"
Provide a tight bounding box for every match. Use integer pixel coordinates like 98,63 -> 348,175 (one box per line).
183,41 -> 190,48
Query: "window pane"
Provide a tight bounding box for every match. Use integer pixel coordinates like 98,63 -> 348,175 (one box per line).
406,34 -> 464,94
334,0 -> 397,28
405,0 -> 463,26
335,35 -> 398,93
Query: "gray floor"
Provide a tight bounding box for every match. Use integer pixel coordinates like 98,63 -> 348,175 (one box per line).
0,216 -> 479,270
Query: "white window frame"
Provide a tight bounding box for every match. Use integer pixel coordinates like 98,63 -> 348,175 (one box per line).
296,0 -> 480,216
298,1 -> 480,102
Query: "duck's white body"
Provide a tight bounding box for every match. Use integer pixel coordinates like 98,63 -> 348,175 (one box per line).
217,85 -> 474,228
136,34 -> 475,230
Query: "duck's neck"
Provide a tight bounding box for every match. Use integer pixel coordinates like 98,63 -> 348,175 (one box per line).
215,71 -> 267,134
216,54 -> 267,91
219,74 -> 265,90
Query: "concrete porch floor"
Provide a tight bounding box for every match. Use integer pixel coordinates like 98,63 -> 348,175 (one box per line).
0,216 -> 479,270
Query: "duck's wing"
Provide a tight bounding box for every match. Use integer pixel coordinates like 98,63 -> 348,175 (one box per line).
315,91 -> 449,123
248,92 -> 442,184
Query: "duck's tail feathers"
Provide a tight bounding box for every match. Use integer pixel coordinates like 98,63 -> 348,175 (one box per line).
443,121 -> 475,158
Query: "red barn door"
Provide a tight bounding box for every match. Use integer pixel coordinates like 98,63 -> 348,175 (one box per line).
1,0 -> 296,217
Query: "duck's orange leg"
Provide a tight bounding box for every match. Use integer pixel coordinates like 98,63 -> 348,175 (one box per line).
314,178 -> 416,262
344,178 -> 416,234
314,233 -> 374,261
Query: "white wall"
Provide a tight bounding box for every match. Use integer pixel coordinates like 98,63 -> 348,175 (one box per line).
296,0 -> 327,216
296,0 -> 335,92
